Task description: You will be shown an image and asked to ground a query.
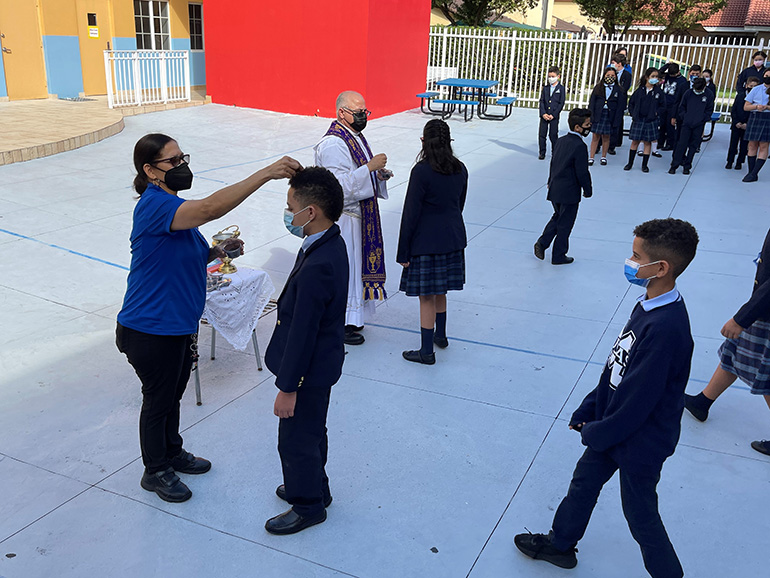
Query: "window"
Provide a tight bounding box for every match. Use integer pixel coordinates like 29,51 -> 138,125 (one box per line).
189,3 -> 204,51
134,0 -> 170,50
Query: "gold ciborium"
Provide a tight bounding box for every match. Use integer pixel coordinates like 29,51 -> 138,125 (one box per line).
212,225 -> 240,274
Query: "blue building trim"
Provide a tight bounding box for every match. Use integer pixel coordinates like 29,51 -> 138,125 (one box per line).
0,48 -> 7,98
171,38 -> 205,87
112,37 -> 137,51
42,36 -> 84,98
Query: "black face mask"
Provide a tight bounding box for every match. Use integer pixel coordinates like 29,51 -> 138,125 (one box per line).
350,111 -> 368,132
764,77 -> 770,85
580,127 -> 591,137
159,162 -> 194,191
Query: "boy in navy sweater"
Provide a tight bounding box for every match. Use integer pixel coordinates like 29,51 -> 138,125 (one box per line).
516,218 -> 699,578
538,66 -> 566,159
669,77 -> 714,174
726,76 -> 760,170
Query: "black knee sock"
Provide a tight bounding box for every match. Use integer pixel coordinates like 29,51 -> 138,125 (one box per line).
627,148 -> 636,166
754,158 -> 766,176
420,327 -> 434,356
690,392 -> 715,411
435,311 -> 447,340
748,155 -> 756,173
641,154 -> 650,169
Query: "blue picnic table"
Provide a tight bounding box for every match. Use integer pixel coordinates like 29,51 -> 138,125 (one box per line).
417,78 -> 516,121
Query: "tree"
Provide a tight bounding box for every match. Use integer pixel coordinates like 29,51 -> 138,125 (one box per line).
574,0 -> 662,35
652,0 -> 727,35
431,0 -> 539,27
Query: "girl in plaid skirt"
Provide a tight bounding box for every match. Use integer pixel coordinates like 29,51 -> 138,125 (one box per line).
588,67 -> 626,166
685,228 -> 770,456
397,119 -> 468,365
742,69 -> 770,183
625,67 -> 666,173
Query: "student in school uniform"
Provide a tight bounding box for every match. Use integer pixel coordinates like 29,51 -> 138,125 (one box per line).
616,46 -> 632,77
659,63 -> 689,151
702,68 -> 717,98
538,66 -> 566,160
397,119 -> 468,365
588,67 -> 626,165
516,218 -> 700,578
736,51 -> 767,99
669,77 -> 714,175
685,226 -> 770,457
534,108 -> 592,266
687,64 -> 702,87
726,76 -> 760,170
264,167 -> 348,536
741,68 -> 770,183
608,53 -> 633,155
625,67 -> 666,173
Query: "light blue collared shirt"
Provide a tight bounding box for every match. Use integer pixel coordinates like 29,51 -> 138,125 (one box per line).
301,228 -> 328,253
637,286 -> 681,312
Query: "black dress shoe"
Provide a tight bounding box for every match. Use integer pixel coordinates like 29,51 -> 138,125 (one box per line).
725,161 -> 733,169
402,350 -> 436,365
170,449 -> 211,474
433,336 -> 449,349
651,150 -> 662,158
683,168 -> 691,175
751,440 -> 770,456
265,508 -> 327,535
276,484 -> 333,508
608,149 -> 616,155
661,145 -> 673,151
642,165 -> 650,173
735,163 -> 743,170
344,330 -> 365,345
623,163 -> 633,171
552,256 -> 574,265
533,242 -> 545,260
668,166 -> 677,174
141,467 -> 192,503
538,153 -> 546,160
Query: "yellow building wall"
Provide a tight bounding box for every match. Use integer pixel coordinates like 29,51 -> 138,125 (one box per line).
552,2 -> 599,32
38,0 -> 79,36
170,0 -> 191,39
111,0 -> 135,38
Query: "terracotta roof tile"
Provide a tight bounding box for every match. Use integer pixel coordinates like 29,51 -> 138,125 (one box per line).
746,0 -> 770,26
702,0 -> 750,27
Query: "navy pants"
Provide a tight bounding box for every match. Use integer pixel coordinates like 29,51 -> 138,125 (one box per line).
672,123 -> 704,170
610,116 -> 625,150
116,323 -> 194,474
278,386 -> 332,517
659,109 -> 678,149
727,127 -> 749,165
539,117 -> 559,156
537,201 -> 579,262
551,448 -> 683,578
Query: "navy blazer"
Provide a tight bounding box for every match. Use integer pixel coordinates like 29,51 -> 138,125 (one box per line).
617,69 -> 633,93
265,224 -> 348,392
547,132 -> 592,204
538,83 -> 565,117
662,75 -> 688,109
735,228 -> 770,327
677,89 -> 715,128
629,85 -> 665,122
731,92 -> 750,127
736,65 -> 768,97
588,84 -> 626,128
397,161 -> 468,263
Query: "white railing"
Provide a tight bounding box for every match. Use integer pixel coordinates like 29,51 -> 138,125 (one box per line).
104,50 -> 191,108
428,27 -> 766,119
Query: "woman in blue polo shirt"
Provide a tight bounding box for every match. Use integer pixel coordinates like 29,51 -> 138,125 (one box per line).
117,133 -> 300,502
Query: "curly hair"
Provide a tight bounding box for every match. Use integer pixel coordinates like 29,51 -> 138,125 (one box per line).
633,219 -> 699,278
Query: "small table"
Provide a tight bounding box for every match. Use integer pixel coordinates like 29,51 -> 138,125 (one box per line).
435,78 -> 510,120
192,267 -> 275,405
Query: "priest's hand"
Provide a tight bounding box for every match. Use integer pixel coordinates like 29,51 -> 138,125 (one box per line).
721,318 -> 744,340
367,153 -> 387,172
274,391 -> 297,418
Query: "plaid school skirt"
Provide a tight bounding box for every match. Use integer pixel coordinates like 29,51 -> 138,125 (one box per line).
399,250 -> 465,296
719,319 -> 770,395
591,109 -> 613,135
629,119 -> 659,143
745,112 -> 770,142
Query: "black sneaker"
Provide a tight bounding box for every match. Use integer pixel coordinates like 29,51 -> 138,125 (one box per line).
751,440 -> 770,456
170,449 -> 211,474
538,153 -> 546,160
141,467 -> 192,503
514,532 -> 577,569
684,394 -> 709,422
402,350 -> 436,365
534,242 -> 545,261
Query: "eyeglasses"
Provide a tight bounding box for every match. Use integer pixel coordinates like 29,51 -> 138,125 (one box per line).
342,107 -> 371,117
154,153 -> 190,167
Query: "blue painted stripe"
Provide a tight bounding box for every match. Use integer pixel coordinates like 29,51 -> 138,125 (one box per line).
42,36 -> 84,98
0,41 -> 7,98
0,228 -> 129,271
112,37 -> 137,50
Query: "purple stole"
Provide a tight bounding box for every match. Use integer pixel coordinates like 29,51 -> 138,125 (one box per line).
324,121 -> 387,301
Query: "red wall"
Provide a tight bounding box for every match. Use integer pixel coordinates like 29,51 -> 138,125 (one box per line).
204,0 -> 431,118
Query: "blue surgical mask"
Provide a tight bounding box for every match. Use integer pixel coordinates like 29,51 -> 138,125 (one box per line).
283,206 -> 311,238
624,258 -> 660,287
694,89 -> 705,95
649,78 -> 659,85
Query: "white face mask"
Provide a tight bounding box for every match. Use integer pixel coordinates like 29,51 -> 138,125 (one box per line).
755,60 -> 766,68
548,77 -> 558,85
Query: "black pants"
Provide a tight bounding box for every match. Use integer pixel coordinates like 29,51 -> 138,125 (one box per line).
551,448 -> 683,578
116,323 -> 195,474
537,201 -> 579,262
610,116 -> 624,150
672,123 -> 704,169
727,127 -> 749,164
659,110 -> 678,149
278,386 -> 332,517
539,117 -> 559,156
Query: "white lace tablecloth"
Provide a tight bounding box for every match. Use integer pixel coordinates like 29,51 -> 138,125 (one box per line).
202,268 -> 275,350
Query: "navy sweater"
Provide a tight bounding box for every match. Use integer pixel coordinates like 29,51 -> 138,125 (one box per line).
730,92 -> 750,128
677,89 -> 715,128
735,228 -> 770,328
662,75 -> 688,109
571,297 -> 694,468
628,85 -> 665,122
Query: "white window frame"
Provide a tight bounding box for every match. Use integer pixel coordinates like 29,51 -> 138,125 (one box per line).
188,3 -> 204,52
134,0 -> 170,51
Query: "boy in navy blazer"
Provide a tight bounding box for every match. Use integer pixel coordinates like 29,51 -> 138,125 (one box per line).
534,108 -> 593,265
669,77 -> 714,175
264,167 -> 348,535
608,53 -> 633,155
538,66 -> 566,160
517,218 -> 699,578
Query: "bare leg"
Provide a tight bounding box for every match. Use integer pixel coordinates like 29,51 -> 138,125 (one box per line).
419,295 -> 437,329
590,134 -> 600,160
703,366 -> 738,401
643,142 -> 652,155
630,139 -> 640,151
764,395 -> 770,411
601,135 -> 610,157
759,142 -> 769,161
748,141 -> 759,156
